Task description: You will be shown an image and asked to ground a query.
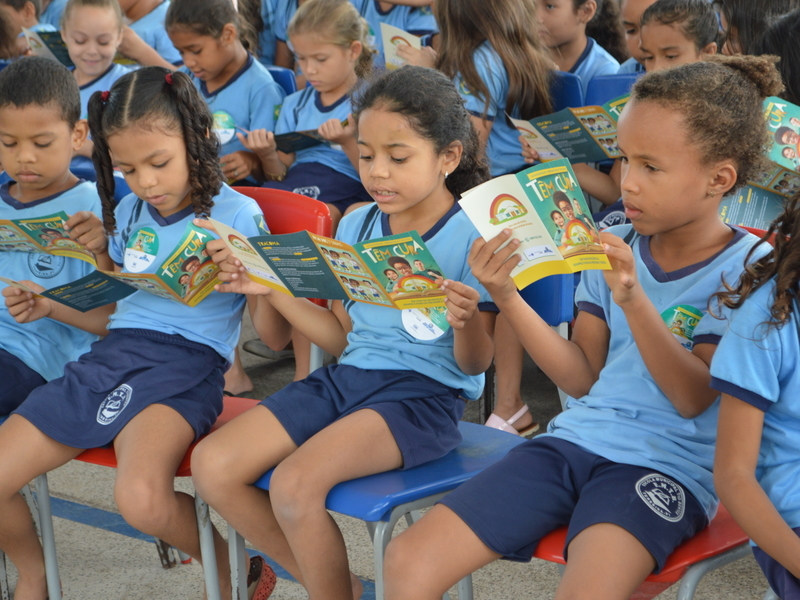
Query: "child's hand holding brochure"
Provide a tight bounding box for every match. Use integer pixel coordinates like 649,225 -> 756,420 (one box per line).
0,211 -> 97,264
459,158 -> 611,290
380,24 -> 421,71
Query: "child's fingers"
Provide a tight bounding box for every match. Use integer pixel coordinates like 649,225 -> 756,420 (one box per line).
442,279 -> 479,303
193,218 -> 218,234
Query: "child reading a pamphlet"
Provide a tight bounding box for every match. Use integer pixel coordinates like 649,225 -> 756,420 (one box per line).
0,57 -> 103,415
711,191 -> 800,600
166,0 -> 285,185
0,67 -> 283,600
638,0 -> 718,73
380,55 -> 782,600
190,65 -> 495,600
254,0 -> 375,230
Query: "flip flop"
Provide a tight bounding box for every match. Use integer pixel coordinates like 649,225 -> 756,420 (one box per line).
485,404 -> 539,438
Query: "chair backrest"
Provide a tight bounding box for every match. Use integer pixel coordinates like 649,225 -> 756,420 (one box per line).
584,73 -> 640,107
518,274 -> 575,327
550,72 -> 585,111
266,65 -> 297,96
233,187 -> 333,308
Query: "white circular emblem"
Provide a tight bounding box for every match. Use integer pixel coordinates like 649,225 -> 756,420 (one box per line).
635,474 -> 685,523
401,308 -> 446,341
97,384 -> 133,425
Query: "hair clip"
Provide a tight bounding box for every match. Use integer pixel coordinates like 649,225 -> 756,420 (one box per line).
165,73 -> 174,85
100,91 -> 110,103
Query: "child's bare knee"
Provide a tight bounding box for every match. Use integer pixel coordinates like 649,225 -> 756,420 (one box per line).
114,477 -> 171,534
269,461 -> 326,523
191,437 -> 234,499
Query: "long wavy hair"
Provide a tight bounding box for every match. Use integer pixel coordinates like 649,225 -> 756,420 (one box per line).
434,0 -> 552,121
87,67 -> 222,235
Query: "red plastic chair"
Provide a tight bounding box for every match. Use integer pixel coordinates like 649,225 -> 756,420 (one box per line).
532,505 -> 751,600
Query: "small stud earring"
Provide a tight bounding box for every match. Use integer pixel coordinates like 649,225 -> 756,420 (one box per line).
444,171 -> 449,179
708,191 -> 715,197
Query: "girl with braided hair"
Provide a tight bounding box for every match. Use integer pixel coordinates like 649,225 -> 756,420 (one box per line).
0,66 -> 286,600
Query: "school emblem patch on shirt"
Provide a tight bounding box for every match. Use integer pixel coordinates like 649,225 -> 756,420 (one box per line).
213,111 -> 237,145
27,253 -> 65,279
125,227 -> 159,273
97,384 -> 133,425
635,474 -> 685,522
661,304 -> 703,350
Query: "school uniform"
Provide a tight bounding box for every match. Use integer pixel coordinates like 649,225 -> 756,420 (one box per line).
618,56 -> 645,74
265,86 -> 371,213
261,203 -> 493,469
0,180 -> 101,414
455,41 -> 526,177
352,0 -> 438,68
272,0 -> 296,46
711,281 -> 800,600
257,0 -> 280,66
129,1 -> 182,65
183,55 -> 285,182
14,185 -> 265,447
570,37 -> 620,98
39,0 -> 68,28
78,63 -> 132,121
441,225 -> 765,570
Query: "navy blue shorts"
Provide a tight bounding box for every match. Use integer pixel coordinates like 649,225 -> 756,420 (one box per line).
440,436 -> 707,572
754,528 -> 800,600
261,364 -> 465,470
263,162 -> 373,215
14,329 -> 226,448
0,348 -> 46,416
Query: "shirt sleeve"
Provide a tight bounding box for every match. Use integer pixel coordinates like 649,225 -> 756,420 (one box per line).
455,45 -> 505,121
274,92 -> 297,135
249,77 -> 286,133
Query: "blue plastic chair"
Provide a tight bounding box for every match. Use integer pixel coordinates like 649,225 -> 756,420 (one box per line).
584,73 -> 640,106
266,65 -> 297,96
223,422 -> 525,600
550,71 -> 584,111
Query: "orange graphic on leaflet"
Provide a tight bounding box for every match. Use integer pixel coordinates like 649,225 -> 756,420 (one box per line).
489,193 -> 528,225
392,274 -> 441,297
391,35 -> 411,47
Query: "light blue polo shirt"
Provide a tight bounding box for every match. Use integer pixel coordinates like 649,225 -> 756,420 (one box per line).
78,63 -> 132,120
711,281 -> 800,531
570,37 -> 620,98
107,185 -> 265,362
39,0 -> 68,27
543,225 -> 765,518
0,180 -> 101,380
336,204 -> 492,400
258,0 -> 280,65
129,1 -> 182,65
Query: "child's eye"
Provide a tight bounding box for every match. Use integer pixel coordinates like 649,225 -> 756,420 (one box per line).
666,54 -> 679,60
358,155 -> 373,161
391,157 -> 407,164
625,28 -> 637,35
1,141 -> 15,148
153,161 -> 169,169
34,142 -> 52,149
645,163 -> 659,172
122,168 -> 134,175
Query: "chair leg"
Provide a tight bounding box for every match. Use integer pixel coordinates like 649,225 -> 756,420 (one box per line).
228,526 -> 248,600
195,495 -> 222,600
763,588 -> 780,600
34,474 -> 61,600
0,549 -> 10,600
309,343 -> 324,373
674,543 -> 752,600
20,485 -> 40,534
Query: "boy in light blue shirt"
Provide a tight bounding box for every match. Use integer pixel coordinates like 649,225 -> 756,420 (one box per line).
38,0 -> 65,26
125,0 -> 182,65
571,37 -> 620,97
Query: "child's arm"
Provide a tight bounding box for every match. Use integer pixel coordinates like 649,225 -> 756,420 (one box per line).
442,279 -> 494,375
715,394 -> 800,578
469,230 -> 609,397
3,284 -> 113,336
601,232 -> 719,418
236,130 -> 295,181
274,40 -> 294,70
247,295 -> 293,353
220,149 -> 266,183
318,117 -> 359,169
119,26 -> 176,70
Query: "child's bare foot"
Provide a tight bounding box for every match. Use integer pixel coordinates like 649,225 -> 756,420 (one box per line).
350,572 -> 363,600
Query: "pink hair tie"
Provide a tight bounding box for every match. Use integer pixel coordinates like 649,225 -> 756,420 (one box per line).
165,73 -> 174,85
100,91 -> 110,103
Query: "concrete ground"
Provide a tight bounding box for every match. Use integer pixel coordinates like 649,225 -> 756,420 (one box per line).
3,316 -> 773,600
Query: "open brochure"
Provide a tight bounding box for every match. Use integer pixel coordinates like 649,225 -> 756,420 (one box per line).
508,94 -> 629,164
0,211 -> 96,264
22,28 -> 137,68
273,118 -> 348,154
210,219 -> 447,311
380,23 -> 421,71
0,222 -> 219,311
459,158 -> 611,290
719,97 -> 800,229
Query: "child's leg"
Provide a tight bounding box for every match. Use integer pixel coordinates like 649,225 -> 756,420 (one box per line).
384,504 -> 501,600
291,329 -> 311,381
111,404 -> 234,597
0,416 -> 82,600
555,523 -> 656,600
490,312 -> 536,433
191,405 -> 303,582
223,347 -> 253,396
268,408 -> 404,600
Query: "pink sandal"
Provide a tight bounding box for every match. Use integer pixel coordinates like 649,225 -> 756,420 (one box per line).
485,404 -> 539,437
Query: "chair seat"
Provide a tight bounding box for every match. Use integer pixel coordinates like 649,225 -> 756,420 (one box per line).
253,421 -> 525,522
76,396 -> 259,477
533,505 -> 748,584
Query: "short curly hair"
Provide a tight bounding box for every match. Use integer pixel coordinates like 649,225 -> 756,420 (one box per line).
87,67 -> 222,235
628,54 -> 784,194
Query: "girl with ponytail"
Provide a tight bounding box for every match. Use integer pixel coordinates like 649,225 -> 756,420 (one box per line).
1,66 -> 286,599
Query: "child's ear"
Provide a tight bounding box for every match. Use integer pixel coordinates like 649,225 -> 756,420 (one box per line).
442,140 -> 463,177
22,1 -> 37,22
349,40 -> 362,62
701,41 -> 717,57
578,0 -> 597,23
707,161 -> 737,198
72,119 -> 89,151
220,23 -> 237,46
